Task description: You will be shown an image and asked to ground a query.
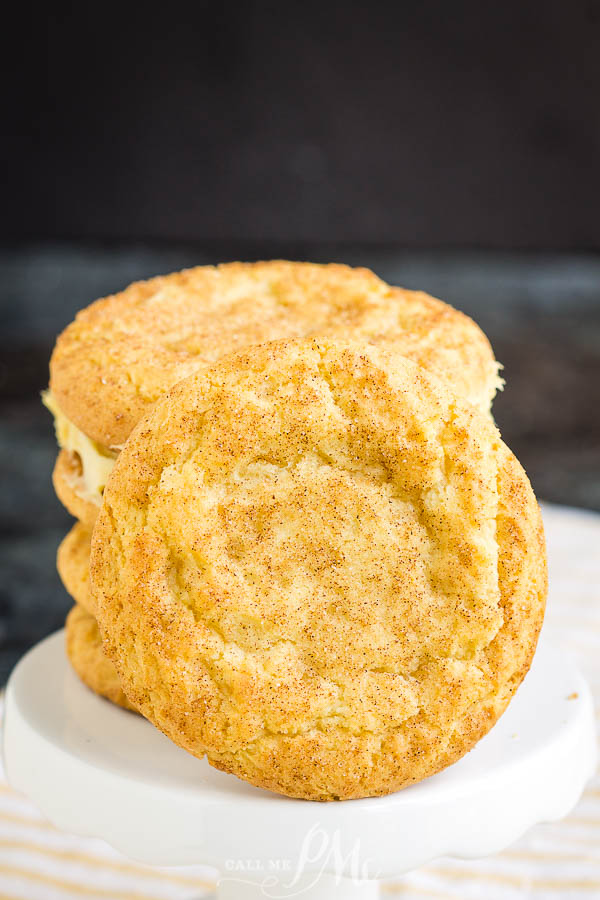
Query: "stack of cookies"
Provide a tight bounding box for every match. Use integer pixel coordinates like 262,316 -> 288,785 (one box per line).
45,261 -> 546,800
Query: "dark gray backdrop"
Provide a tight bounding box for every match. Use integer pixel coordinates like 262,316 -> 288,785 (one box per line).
5,1 -> 600,246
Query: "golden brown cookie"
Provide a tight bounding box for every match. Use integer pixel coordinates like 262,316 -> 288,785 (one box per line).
53,449 -> 100,528
50,261 -> 500,451
65,604 -> 137,712
91,338 -> 545,801
57,522 -> 95,616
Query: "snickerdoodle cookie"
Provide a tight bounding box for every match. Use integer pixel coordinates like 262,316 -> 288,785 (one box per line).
65,605 -> 137,712
57,522 -> 95,616
91,338 -> 545,801
59,527 -> 129,709
52,449 -> 103,528
46,262 -> 501,518
45,387 -> 117,525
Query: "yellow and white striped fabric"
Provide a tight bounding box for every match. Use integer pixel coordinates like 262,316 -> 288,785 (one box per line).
0,503 -> 598,899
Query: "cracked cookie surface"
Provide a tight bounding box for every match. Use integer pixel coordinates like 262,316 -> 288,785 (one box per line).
91,338 -> 545,800
50,261 -> 500,449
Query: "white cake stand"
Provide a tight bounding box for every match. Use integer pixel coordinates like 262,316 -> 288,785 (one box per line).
2,631 -> 596,899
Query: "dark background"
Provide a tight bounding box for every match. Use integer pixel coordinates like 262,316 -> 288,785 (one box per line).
6,1 -> 600,246
1,2 -> 599,677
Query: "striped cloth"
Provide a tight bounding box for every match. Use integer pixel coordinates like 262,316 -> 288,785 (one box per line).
0,503 -> 598,899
